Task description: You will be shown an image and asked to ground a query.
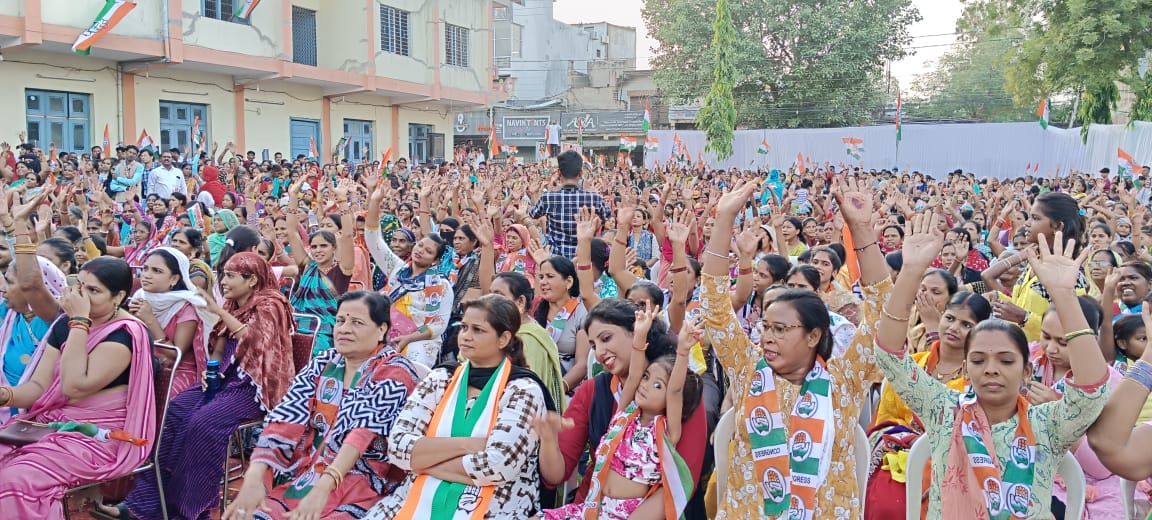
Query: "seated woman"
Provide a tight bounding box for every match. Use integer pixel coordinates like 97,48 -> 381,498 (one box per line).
808,246 -> 862,324
704,179 -> 891,519
119,252 -> 295,520
0,257 -> 155,519
865,290 -> 990,520
874,222 -> 1111,519
223,292 -> 421,520
489,272 -> 565,412
285,175 -> 356,354
129,247 -> 216,397
0,256 -> 67,418
169,228 -> 215,291
364,295 -> 554,519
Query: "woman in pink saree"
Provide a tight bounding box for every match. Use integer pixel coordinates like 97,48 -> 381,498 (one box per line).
0,257 -> 156,519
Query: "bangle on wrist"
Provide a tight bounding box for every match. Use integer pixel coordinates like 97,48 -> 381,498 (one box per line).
881,307 -> 911,322
703,249 -> 728,261
669,265 -> 687,274
1063,328 -> 1096,342
852,241 -> 877,252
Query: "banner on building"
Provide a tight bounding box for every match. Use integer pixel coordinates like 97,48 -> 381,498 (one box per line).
561,111 -> 646,135
502,116 -> 550,140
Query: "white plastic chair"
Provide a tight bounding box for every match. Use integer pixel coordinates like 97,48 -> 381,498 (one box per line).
714,408 -> 736,500
905,438 -> 1086,520
1122,478 -> 1138,520
854,424 -> 870,504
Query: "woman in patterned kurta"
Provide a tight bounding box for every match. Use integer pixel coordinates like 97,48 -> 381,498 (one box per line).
702,177 -> 892,520
873,219 -> 1110,519
224,292 -> 420,520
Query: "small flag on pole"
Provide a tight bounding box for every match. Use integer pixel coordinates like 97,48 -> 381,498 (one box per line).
191,115 -> 202,155
233,0 -> 261,20
576,118 -> 584,147
643,100 -> 652,133
137,129 -> 155,155
1119,148 -> 1139,178
309,136 -> 319,159
102,124 -> 111,157
757,137 -> 771,155
335,136 -> 348,159
645,136 -> 659,152
1037,98 -> 1050,129
619,136 -> 637,150
72,1 -> 137,55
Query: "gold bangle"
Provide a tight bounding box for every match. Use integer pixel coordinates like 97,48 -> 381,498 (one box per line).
322,467 -> 344,489
0,386 -> 13,407
881,307 -> 911,322
1063,328 -> 1096,342
12,243 -> 38,255
229,323 -> 249,337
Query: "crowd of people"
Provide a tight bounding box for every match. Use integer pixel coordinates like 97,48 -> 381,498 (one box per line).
0,134 -> 1151,520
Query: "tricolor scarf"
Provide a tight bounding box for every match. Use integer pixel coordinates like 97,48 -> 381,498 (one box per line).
582,401 -> 693,520
747,356 -> 834,519
945,390 -> 1036,519
290,261 -> 339,354
546,298 -> 580,345
1029,350 -> 1068,395
395,360 -> 512,520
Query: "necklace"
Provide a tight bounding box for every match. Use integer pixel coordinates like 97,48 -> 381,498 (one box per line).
932,363 -> 963,381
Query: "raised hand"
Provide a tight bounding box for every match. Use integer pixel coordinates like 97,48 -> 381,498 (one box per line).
574,206 -> 598,241
716,181 -> 756,217
734,225 -> 760,258
832,174 -> 876,228
1025,231 -> 1089,292
677,316 -> 704,356
901,212 -> 946,269
665,207 -> 691,245
634,302 -> 661,342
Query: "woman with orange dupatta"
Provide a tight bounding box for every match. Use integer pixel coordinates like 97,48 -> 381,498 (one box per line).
0,257 -> 155,520
873,221 -> 1111,519
118,252 -> 295,520
364,295 -> 555,519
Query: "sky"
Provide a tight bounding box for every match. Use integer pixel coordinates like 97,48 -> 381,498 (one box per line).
553,0 -> 965,85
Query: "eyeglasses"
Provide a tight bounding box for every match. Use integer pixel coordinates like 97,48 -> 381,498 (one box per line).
754,321 -> 805,338
1089,261 -> 1112,268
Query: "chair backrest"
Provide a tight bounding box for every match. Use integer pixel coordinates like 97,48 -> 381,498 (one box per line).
853,424 -> 870,504
905,439 -> 1086,520
904,436 -> 932,520
714,408 -> 736,501
1121,478 -> 1137,520
150,343 -> 183,454
1059,451 -> 1086,520
291,313 -> 321,372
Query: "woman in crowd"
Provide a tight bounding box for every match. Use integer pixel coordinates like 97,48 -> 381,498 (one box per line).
0,257 -> 66,405
129,247 -> 215,397
772,214 -> 809,257
365,182 -> 452,367
0,258 -> 155,519
1087,248 -> 1119,295
285,175 -> 355,355
497,223 -> 535,279
866,289 -> 990,519
489,271 -> 565,412
906,269 -> 959,354
808,246 -> 862,324
533,256 -> 589,394
990,192 -> 1093,341
703,178 -> 891,519
939,241 -> 983,286
874,222 -> 1110,519
170,228 -> 214,291
223,292 -> 421,520
364,295 -> 553,519
207,209 -> 241,266
120,252 -> 295,520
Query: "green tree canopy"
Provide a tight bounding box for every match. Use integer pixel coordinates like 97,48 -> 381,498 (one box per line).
908,32 -> 1036,123
697,0 -> 738,159
643,0 -> 921,128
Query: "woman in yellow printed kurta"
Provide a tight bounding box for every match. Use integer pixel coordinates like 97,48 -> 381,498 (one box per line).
702,177 -> 892,520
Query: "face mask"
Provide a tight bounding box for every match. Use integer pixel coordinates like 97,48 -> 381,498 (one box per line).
440,230 -> 455,242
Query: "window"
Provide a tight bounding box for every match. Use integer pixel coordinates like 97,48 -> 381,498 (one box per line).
445,23 -> 469,68
25,90 -> 90,153
158,101 -> 208,153
409,123 -> 433,164
380,5 -> 410,56
343,119 -> 373,163
493,6 -> 508,20
202,0 -> 248,23
292,6 -> 318,66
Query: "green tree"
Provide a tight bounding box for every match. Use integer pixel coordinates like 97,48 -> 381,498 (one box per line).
961,0 -> 1152,130
908,33 -> 1035,122
643,0 -> 921,128
697,0 -> 738,159
1130,72 -> 1152,125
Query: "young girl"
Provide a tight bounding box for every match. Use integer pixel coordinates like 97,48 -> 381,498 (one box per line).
535,303 -> 701,519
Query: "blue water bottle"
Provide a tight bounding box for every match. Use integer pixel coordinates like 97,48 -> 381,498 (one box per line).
204,359 -> 223,400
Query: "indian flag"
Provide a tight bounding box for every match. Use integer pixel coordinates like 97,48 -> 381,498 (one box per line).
233,0 -> 261,20
1119,148 -> 1139,178
655,418 -> 694,519
620,136 -> 637,150
644,136 -> 659,152
896,91 -> 903,142
191,115 -> 202,155
137,129 -> 155,155
757,137 -> 770,155
73,1 -> 137,56
1038,98 -> 1050,129
643,99 -> 652,132
309,136 -> 319,159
